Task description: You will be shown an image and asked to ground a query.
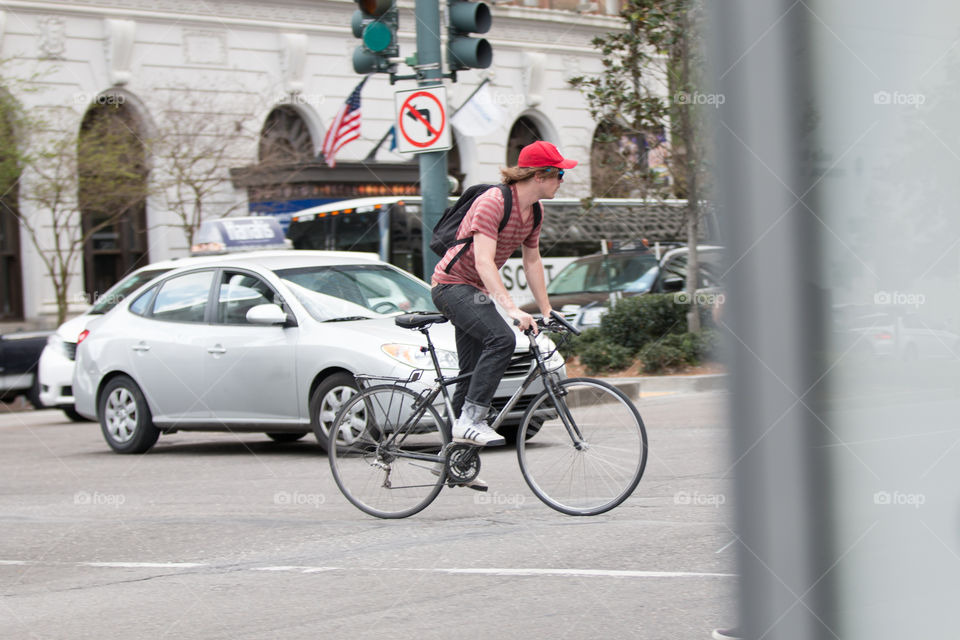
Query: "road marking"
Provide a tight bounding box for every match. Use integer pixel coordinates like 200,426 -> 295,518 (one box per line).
80,562 -> 207,569
252,566 -> 337,573
0,561 -> 736,579
434,568 -> 735,578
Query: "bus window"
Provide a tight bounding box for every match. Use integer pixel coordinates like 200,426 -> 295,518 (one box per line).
333,211 -> 379,255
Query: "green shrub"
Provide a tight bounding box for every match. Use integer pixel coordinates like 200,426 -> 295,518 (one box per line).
578,339 -> 635,374
638,331 -> 713,374
600,294 -> 688,352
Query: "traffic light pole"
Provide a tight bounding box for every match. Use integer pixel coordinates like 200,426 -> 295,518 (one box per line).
415,0 -> 448,280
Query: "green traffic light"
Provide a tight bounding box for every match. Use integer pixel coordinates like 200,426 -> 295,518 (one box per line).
363,21 -> 393,53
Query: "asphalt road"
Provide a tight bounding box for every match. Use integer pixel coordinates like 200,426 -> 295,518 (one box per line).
0,390 -> 736,640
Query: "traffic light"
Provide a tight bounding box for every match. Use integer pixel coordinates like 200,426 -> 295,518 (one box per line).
447,0 -> 492,72
352,0 -> 399,74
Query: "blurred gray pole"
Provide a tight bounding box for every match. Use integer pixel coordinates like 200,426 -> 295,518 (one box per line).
415,0 -> 449,280
709,2 -> 834,639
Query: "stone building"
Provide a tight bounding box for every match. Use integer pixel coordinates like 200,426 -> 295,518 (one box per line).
0,0 -> 627,325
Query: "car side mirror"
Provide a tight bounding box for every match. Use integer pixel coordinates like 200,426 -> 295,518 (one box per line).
246,304 -> 289,325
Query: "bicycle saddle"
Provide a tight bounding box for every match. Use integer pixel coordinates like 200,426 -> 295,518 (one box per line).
394,312 -> 449,329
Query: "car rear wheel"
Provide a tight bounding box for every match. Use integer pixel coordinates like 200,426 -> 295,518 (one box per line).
266,432 -> 307,443
310,372 -> 359,452
99,375 -> 160,454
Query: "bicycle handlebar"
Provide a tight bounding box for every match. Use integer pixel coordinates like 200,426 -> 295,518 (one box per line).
513,310 -> 581,336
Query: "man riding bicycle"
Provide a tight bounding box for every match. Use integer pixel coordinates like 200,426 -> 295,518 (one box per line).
430,141 -> 577,488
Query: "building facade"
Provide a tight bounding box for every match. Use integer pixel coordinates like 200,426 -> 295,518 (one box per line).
0,0 -> 626,325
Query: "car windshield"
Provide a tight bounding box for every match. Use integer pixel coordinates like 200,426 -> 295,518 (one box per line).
89,268 -> 171,314
546,254 -> 660,294
276,264 -> 437,322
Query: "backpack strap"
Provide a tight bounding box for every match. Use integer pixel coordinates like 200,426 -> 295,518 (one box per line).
496,184 -> 512,232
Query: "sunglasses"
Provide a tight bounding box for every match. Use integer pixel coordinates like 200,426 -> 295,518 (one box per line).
544,168 -> 565,180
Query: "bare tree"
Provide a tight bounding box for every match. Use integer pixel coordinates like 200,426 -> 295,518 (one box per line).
148,88 -> 283,248
15,109 -> 150,324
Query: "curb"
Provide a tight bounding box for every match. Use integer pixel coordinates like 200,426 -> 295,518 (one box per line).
598,373 -> 727,397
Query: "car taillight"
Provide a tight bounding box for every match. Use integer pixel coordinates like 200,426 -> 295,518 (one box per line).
77,329 -> 90,344
874,331 -> 893,340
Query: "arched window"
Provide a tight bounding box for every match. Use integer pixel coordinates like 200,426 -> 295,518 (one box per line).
0,98 -> 21,319
79,101 -> 150,299
259,106 -> 314,164
506,116 -> 543,166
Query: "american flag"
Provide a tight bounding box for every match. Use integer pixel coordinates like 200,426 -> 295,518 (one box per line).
322,77 -> 368,168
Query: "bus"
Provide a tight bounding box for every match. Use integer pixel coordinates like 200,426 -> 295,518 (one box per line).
283,195 -> 718,282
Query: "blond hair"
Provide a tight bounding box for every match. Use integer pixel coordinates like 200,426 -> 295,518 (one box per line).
500,166 -> 554,185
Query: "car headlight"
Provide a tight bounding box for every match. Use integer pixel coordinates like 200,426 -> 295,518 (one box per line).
381,344 -> 459,370
579,307 -> 608,327
536,334 -> 566,369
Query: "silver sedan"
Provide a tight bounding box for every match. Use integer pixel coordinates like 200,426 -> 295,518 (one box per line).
74,251 -> 563,453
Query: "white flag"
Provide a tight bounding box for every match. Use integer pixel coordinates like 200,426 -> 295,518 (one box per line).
451,81 -> 507,137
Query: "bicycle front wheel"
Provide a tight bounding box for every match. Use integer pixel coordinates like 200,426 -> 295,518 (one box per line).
517,377 -> 648,516
329,385 -> 449,519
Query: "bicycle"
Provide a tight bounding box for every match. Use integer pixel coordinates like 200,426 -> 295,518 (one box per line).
328,310 -> 648,519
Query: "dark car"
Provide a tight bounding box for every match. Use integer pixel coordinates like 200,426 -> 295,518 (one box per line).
521,245 -> 724,330
0,330 -> 54,407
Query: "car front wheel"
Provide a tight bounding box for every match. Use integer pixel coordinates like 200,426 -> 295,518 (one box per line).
99,375 -> 160,454
310,373 -> 358,452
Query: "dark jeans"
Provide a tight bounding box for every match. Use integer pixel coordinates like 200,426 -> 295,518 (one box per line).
431,283 -> 515,418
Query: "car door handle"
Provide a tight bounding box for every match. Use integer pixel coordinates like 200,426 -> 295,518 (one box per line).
207,346 -> 227,355
132,343 -> 150,352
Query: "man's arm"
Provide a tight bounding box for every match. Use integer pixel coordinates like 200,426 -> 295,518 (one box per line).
473,233 -> 537,333
521,243 -> 552,320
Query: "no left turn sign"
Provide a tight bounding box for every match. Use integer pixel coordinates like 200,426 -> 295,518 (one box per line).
394,86 -> 451,154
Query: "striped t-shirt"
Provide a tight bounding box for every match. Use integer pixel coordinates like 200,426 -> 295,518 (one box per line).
431,185 -> 542,293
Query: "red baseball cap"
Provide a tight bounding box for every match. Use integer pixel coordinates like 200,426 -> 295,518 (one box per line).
518,141 -> 578,169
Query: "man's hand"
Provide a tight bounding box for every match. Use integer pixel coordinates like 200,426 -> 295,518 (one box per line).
509,308 -> 538,334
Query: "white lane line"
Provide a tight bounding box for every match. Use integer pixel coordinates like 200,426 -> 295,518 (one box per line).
80,562 -> 207,569
435,568 -> 735,578
0,561 -> 736,579
251,566 -> 337,573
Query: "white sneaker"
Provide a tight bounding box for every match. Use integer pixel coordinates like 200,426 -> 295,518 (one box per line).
452,417 -> 505,447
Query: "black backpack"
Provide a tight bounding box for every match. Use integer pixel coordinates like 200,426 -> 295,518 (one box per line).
429,184 -> 542,273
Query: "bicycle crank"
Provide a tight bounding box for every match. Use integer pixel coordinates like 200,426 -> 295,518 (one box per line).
444,443 -> 481,485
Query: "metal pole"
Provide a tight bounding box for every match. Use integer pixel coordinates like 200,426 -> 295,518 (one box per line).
415,0 -> 448,281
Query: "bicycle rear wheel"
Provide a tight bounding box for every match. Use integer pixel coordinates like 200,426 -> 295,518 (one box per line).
329,385 -> 449,519
517,377 -> 647,516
